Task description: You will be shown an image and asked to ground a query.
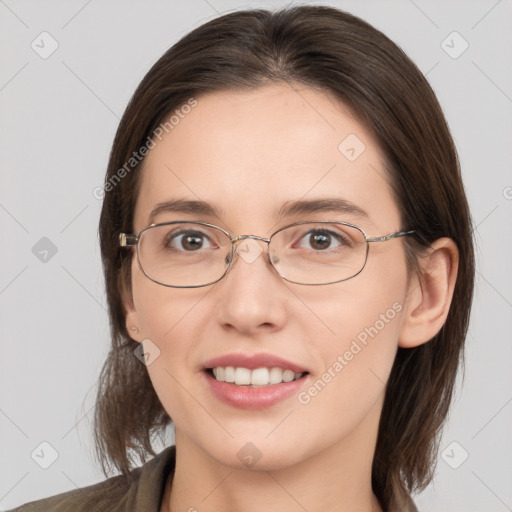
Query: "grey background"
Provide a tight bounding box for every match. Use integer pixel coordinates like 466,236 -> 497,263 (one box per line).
1,0 -> 511,510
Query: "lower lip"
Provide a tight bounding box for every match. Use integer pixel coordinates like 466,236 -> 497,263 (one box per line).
204,371 -> 308,409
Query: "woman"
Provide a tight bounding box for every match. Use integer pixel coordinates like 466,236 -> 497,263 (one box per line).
10,5 -> 474,512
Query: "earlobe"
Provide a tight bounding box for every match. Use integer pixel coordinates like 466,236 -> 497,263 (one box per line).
398,237 -> 459,349
124,295 -> 142,343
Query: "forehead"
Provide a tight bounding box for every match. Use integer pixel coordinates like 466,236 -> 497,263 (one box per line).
134,84 -> 400,233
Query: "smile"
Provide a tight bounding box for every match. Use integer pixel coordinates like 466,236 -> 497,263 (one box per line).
210,366 -> 305,387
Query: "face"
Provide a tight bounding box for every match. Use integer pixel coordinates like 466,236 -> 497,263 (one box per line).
126,84 -> 411,471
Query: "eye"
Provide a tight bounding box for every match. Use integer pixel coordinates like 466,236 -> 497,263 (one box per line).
296,229 -> 350,251
165,229 -> 215,252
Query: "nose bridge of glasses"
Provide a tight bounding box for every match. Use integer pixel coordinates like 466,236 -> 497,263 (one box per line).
233,235 -> 272,259
226,234 -> 275,268
231,234 -> 271,246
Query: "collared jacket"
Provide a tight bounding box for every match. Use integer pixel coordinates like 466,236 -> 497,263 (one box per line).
7,446 -> 176,512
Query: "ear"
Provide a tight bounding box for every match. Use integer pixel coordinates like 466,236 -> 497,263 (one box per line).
123,289 -> 143,343
398,237 -> 459,348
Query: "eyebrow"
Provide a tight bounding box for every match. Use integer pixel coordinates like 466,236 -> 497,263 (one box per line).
148,197 -> 369,224
149,198 -> 222,223
276,197 -> 368,220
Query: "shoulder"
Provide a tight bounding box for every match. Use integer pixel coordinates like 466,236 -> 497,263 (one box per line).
7,446 -> 176,512
7,473 -> 131,512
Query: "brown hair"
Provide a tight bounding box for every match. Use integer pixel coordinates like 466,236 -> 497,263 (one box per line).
94,6 -> 475,510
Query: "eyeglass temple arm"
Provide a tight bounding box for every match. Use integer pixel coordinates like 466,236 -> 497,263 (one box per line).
366,230 -> 416,243
119,233 -> 138,247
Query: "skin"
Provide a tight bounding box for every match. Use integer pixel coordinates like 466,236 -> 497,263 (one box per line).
124,84 -> 458,512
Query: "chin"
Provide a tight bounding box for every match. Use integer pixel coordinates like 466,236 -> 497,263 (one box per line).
200,436 -> 310,472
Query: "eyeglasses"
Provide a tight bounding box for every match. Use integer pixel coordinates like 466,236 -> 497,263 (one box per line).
119,220 -> 415,288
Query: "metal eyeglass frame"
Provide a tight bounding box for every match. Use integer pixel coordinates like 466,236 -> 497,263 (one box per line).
119,220 -> 416,288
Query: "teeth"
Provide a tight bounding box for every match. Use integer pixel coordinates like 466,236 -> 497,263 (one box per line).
269,367 -> 283,384
282,369 -> 295,382
211,366 -> 304,386
251,368 -> 269,386
234,367 -> 251,385
224,366 -> 235,383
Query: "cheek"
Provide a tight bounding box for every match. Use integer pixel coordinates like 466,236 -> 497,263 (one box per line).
130,258 -> 210,403
312,289 -> 402,377
322,250 -> 407,368
296,251 -> 407,423
130,269 -> 201,430
291,308 -> 401,453
131,257 -> 198,339
309,242 -> 406,333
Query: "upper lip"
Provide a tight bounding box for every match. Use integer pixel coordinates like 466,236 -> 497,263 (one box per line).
203,353 -> 308,373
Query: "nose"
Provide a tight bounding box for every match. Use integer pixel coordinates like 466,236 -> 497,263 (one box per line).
214,237 -> 287,335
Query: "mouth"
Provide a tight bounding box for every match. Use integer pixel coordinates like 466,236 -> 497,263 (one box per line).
206,366 -> 308,387
202,353 -> 310,409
